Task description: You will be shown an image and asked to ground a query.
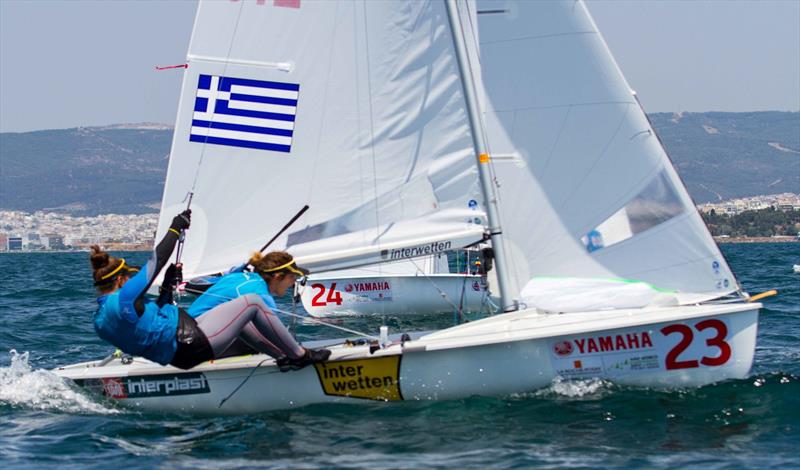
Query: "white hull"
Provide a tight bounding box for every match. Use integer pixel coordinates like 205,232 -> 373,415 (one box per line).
299,274 -> 491,317
55,302 -> 759,415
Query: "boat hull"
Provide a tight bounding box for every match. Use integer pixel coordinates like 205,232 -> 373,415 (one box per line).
55,303 -> 759,415
299,274 -> 490,317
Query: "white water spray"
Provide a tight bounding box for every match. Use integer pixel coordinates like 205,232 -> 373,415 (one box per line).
0,349 -> 119,414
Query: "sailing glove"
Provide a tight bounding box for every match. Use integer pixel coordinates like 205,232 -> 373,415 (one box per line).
157,263 -> 183,307
162,263 -> 183,289
170,209 -> 192,232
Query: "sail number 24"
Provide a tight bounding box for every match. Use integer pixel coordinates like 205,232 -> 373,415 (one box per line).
660,319 -> 732,370
310,283 -> 343,307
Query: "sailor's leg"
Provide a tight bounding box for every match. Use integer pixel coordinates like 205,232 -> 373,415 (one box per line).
240,295 -> 305,359
195,294 -> 304,359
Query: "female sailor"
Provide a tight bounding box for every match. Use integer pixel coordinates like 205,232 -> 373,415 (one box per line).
90,210 -> 329,370
188,251 -> 327,370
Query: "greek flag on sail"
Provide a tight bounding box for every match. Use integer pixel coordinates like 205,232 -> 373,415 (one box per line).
190,74 -> 299,153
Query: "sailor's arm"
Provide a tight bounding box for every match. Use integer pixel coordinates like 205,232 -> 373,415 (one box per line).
118,211 -> 191,316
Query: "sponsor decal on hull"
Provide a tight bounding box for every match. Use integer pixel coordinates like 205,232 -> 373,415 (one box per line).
344,280 -> 393,302
75,373 -> 211,399
314,356 -> 403,401
549,330 -> 661,379
548,317 -> 734,379
308,281 -> 393,308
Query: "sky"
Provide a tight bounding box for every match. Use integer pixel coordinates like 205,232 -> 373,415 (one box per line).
0,0 -> 798,133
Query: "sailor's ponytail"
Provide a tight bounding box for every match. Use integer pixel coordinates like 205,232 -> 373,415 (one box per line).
90,245 -> 110,271
90,245 -> 126,290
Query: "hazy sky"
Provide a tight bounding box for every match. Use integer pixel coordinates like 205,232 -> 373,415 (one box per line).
1,0 -> 798,133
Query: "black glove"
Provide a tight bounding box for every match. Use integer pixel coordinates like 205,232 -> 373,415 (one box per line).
170,209 -> 192,232
157,263 -> 182,307
162,263 -> 183,290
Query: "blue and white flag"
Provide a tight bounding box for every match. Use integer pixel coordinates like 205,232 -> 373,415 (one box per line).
190,74 -> 299,153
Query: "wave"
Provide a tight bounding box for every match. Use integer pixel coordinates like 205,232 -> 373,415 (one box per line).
0,349 -> 119,415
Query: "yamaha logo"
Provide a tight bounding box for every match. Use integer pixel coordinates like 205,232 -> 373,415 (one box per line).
553,341 -> 573,356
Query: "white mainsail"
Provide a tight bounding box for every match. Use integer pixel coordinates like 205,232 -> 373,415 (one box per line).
476,0 -> 739,305
156,0 -> 486,278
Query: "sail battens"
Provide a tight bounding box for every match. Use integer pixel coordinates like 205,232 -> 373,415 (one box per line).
187,53 -> 293,71
488,100 -> 635,114
479,30 -> 596,46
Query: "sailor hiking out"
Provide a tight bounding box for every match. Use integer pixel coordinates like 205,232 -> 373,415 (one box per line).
188,251 -> 331,371
90,210 -> 330,370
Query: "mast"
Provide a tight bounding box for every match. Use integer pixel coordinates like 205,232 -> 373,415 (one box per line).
444,0 -> 517,312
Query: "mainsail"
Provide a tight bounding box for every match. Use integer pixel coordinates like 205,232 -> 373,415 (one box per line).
156,0 -> 485,278
476,0 -> 738,304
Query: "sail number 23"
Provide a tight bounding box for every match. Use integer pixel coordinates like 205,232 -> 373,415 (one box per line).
310,283 -> 343,307
660,319 -> 732,370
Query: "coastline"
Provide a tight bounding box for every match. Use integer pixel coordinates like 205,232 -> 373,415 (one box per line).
714,237 -> 798,243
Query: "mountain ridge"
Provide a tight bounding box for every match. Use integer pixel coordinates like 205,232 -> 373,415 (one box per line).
0,112 -> 797,215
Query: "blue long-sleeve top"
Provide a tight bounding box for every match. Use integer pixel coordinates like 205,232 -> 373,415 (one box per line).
187,271 -> 277,318
93,230 -> 181,365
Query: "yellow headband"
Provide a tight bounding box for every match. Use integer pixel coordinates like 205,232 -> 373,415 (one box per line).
262,259 -> 305,276
100,259 -> 127,280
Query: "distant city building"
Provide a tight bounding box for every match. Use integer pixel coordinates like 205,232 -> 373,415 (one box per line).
42,233 -> 66,250
0,210 -> 158,251
7,237 -> 23,251
0,234 -> 7,251
697,192 -> 800,215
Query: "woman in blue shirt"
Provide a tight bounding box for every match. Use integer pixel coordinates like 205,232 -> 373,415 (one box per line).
90,210 -> 329,370
188,250 -> 322,371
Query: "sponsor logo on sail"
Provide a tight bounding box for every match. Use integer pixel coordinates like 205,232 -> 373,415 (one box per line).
384,241 -> 452,260
314,356 -> 403,401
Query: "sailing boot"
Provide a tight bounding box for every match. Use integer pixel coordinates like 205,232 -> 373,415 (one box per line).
277,348 -> 331,372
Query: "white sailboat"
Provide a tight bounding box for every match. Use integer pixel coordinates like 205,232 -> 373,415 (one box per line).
55,0 -> 761,415
299,252 -> 492,317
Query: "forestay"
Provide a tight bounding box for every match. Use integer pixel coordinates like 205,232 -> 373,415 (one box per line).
476,0 -> 738,305
156,0 -> 485,278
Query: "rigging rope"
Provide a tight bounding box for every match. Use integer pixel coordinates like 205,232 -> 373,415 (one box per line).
181,286 -> 379,340
405,255 -> 462,315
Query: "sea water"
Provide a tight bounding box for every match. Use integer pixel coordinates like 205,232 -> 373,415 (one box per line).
1,243 -> 798,468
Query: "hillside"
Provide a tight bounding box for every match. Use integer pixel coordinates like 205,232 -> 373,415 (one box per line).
0,113 -> 797,215
0,124 -> 172,215
649,111 -> 799,203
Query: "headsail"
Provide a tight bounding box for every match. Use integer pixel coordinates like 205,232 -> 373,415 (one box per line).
476,0 -> 738,304
156,0 -> 485,278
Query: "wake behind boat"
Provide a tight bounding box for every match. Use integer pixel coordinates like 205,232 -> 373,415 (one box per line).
55,0 -> 763,413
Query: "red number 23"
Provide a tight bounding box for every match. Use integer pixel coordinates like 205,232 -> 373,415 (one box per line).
661,319 -> 731,370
